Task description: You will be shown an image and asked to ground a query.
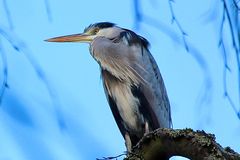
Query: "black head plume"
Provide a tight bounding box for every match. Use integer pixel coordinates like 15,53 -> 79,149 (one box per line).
84,22 -> 116,32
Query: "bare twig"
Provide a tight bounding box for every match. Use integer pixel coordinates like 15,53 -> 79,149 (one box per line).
167,3 -> 213,107
96,153 -> 126,160
2,0 -> 14,30
132,0 -> 141,30
221,41 -> 238,115
132,0 -> 210,76
0,38 -> 9,104
132,0 -> 212,107
132,0 -> 186,50
168,0 -> 189,51
202,0 -> 240,119
233,0 -> 240,10
132,0 -> 181,43
0,26 -> 66,129
218,4 -> 239,116
44,0 -> 52,22
222,0 -> 240,119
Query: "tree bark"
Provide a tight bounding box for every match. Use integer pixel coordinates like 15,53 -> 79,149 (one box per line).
126,128 -> 240,160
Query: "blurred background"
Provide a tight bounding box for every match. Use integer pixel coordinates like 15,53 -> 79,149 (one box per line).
0,0 -> 239,159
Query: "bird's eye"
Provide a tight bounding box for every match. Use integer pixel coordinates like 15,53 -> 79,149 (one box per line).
94,28 -> 99,34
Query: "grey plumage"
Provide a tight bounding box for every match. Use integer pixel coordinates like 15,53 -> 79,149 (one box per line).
46,22 -> 172,151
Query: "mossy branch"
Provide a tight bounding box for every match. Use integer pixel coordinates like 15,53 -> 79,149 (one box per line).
126,128 -> 240,160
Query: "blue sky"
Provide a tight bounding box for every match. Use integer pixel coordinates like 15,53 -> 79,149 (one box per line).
0,0 -> 239,159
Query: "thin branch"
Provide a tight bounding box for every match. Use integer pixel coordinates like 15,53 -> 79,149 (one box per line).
219,4 -> 226,48
132,0 -> 188,51
168,0 -> 189,52
132,0 -> 184,49
0,26 -> 66,129
221,41 -> 239,115
132,0 -> 209,73
0,38 -> 9,104
218,4 -> 239,117
191,46 -> 213,107
44,0 -> 52,22
96,153 -> 126,160
132,0 -> 142,30
223,0 -> 239,50
2,0 -> 14,30
222,0 -> 240,118
233,0 -> 240,10
168,0 -> 214,106
132,0 -> 212,106
20,44 -> 66,129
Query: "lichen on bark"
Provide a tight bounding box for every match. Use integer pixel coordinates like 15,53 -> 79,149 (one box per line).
125,128 -> 240,160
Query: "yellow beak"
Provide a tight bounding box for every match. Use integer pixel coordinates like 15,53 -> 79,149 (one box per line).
45,33 -> 95,43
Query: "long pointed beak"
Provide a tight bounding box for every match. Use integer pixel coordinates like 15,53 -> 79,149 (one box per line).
45,33 -> 95,43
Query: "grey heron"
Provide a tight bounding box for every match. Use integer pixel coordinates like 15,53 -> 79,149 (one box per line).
46,22 -> 172,152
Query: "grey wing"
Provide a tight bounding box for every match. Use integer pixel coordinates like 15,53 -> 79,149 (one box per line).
141,49 -> 172,128
90,37 -> 147,86
101,70 -> 126,138
91,37 -> 172,129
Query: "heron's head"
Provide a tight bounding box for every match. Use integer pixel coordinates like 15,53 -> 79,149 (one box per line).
46,22 -> 122,43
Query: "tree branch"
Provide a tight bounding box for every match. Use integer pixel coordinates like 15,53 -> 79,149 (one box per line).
44,0 -> 52,22
0,39 -> 9,104
126,128 -> 240,160
222,0 -> 240,118
2,0 -> 14,30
